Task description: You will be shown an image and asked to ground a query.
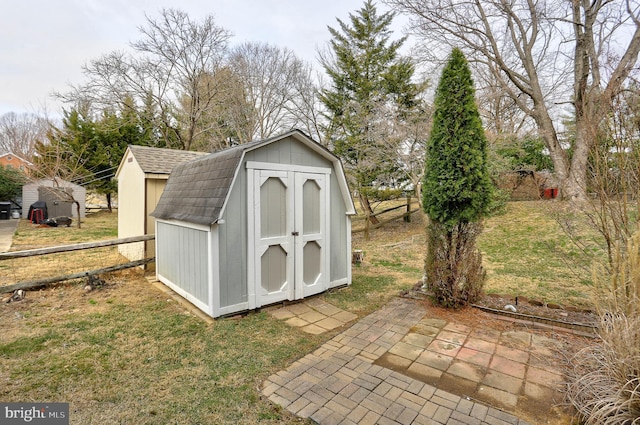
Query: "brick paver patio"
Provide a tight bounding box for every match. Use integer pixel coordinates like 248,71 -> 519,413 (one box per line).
264,297 -> 568,424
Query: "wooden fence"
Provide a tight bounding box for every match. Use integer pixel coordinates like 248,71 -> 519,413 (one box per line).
352,196 -> 421,237
1,197 -> 420,293
0,235 -> 155,294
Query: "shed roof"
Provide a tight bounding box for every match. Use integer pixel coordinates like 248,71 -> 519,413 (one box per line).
125,145 -> 208,175
152,129 -> 354,226
23,178 -> 85,191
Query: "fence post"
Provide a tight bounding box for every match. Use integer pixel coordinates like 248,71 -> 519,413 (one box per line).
404,196 -> 411,223
364,210 -> 370,240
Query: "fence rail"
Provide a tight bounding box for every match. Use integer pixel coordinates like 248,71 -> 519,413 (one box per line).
0,235 -> 155,293
0,235 -> 155,260
352,197 -> 420,235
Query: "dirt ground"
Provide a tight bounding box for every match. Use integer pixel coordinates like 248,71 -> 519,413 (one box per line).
476,292 -> 599,327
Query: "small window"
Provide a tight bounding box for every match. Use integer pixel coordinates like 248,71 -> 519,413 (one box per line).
6,155 -> 12,161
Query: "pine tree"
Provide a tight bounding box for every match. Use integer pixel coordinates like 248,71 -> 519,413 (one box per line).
422,48 -> 493,308
320,0 -> 421,222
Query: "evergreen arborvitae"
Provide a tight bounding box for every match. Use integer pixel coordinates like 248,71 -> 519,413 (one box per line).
422,48 -> 493,308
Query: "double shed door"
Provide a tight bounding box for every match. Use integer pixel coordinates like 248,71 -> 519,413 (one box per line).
249,165 -> 330,308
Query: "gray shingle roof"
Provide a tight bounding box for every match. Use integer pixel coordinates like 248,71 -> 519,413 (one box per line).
151,130 -> 354,226
129,145 -> 208,175
151,141 -> 252,225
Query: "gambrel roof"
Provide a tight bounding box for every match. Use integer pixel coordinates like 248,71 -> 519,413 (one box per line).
152,129 -> 355,226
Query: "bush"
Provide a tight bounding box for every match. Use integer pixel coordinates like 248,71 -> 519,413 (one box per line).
421,49 -> 492,308
567,314 -> 640,425
567,229 -> 640,424
424,220 -> 485,308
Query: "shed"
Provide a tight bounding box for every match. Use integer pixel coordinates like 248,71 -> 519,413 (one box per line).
114,145 -> 207,263
152,130 -> 356,318
496,170 -> 554,201
22,179 -> 86,219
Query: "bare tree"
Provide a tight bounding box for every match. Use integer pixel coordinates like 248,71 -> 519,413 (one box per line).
0,112 -> 50,160
227,42 -> 316,141
61,9 -> 231,151
31,125 -> 91,228
286,67 -> 327,145
386,0 -> 640,201
474,67 -> 534,143
395,101 -> 432,205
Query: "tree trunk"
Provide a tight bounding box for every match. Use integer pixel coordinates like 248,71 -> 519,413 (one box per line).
357,192 -> 379,224
106,192 -> 112,213
413,176 -> 423,209
564,120 -> 594,201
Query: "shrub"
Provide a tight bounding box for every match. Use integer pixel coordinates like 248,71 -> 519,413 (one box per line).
566,314 -> 640,425
567,229 -> 640,424
421,48 -> 492,308
424,221 -> 485,308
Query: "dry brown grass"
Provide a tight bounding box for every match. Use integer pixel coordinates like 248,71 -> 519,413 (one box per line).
567,228 -> 640,424
1,212 -> 127,287
567,314 -> 640,424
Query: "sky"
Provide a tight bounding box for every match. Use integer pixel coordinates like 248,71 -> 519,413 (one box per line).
0,0 -> 409,118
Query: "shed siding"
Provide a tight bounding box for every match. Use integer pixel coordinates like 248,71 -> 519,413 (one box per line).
21,184 -> 38,219
218,168 -> 248,308
217,135 -> 349,309
246,137 -> 332,170
153,131 -> 352,318
329,171 -> 350,283
157,222 -> 209,305
118,155 -> 146,260
246,137 -> 350,286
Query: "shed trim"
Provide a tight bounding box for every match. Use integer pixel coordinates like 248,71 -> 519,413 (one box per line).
145,174 -> 170,180
246,161 -> 333,175
158,274 -> 210,314
155,218 -> 211,233
209,223 -> 219,317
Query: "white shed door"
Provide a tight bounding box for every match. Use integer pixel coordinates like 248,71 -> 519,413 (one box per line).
251,168 -> 328,308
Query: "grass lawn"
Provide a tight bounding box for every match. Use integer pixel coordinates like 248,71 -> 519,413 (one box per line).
0,202 -> 601,424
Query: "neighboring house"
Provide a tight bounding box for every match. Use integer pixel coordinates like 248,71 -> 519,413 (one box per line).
114,145 -> 208,264
22,179 -> 87,219
152,129 -> 356,318
0,153 -> 32,174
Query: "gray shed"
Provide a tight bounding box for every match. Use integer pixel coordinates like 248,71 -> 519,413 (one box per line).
152,130 -> 355,318
22,178 -> 86,219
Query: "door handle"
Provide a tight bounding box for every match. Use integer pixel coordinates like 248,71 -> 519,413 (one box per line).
291,231 -> 299,236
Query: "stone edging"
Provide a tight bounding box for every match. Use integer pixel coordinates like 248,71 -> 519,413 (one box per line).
470,304 -> 598,337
